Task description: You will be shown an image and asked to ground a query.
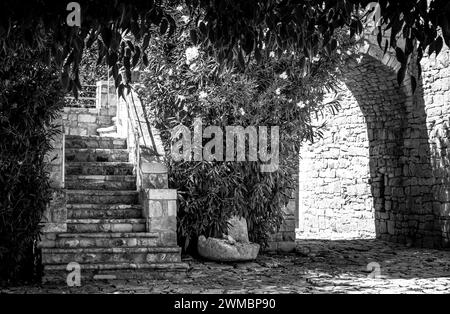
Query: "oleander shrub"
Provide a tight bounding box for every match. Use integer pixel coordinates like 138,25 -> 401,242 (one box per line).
136,6 -> 352,252
0,44 -> 63,284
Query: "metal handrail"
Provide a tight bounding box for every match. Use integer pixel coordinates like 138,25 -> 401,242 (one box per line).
123,89 -> 159,156
126,101 -> 141,179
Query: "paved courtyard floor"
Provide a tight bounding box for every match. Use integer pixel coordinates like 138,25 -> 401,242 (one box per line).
2,239 -> 450,294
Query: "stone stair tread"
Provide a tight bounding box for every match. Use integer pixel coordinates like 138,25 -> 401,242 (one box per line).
42,246 -> 181,254
66,161 -> 133,166
65,148 -> 129,162
67,204 -> 142,209
68,209 -> 142,219
65,135 -> 127,148
66,148 -> 128,153
65,136 -> 127,150
40,232 -> 159,249
66,190 -> 139,204
44,262 -> 189,271
42,247 -> 181,264
42,103 -> 184,280
65,162 -> 134,176
57,232 -> 158,238
65,175 -> 136,181
65,135 -> 125,140
65,175 -> 137,191
66,190 -> 138,195
67,218 -> 146,224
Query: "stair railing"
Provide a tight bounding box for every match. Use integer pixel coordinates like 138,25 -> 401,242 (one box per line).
118,87 -> 166,185
114,82 -> 176,237
116,85 -> 178,244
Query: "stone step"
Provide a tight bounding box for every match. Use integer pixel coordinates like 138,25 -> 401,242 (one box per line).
65,148 -> 129,162
66,162 -> 134,176
67,218 -> 146,233
67,204 -> 142,219
41,246 -> 181,264
66,190 -> 139,204
65,135 -> 127,149
42,262 -> 189,282
40,232 -> 159,248
65,175 -> 136,191
97,125 -> 118,137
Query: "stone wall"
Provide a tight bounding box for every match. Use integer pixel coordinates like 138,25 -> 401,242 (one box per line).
42,123 -> 67,234
62,82 -> 117,136
267,197 -> 297,252
297,42 -> 450,248
41,82 -> 117,236
418,47 -> 450,247
298,82 -> 375,239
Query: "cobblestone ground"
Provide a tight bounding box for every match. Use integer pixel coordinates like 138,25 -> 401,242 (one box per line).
2,239 -> 450,294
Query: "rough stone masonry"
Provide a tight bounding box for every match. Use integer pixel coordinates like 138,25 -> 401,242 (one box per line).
298,35 -> 450,248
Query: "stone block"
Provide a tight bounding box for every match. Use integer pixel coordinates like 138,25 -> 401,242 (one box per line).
282,200 -> 296,216
147,189 -> 177,200
41,223 -> 67,233
387,220 -> 395,235
160,231 -> 177,246
377,220 -> 387,234
149,200 -> 163,217
280,218 -> 296,232
69,114 -> 78,121
50,190 -> 67,222
270,232 -> 283,242
42,208 -> 51,223
97,116 -> 112,125
78,114 -> 97,123
141,161 -> 168,174
142,173 -> 168,189
150,216 -> 176,232
111,223 -> 133,233
167,200 -> 177,216
49,171 -> 63,189
227,216 -> 249,243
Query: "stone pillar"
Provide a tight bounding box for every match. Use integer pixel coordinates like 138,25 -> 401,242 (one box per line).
266,199 -> 297,253
41,123 -> 67,240
142,189 -> 178,246
139,158 -> 169,189
266,161 -> 298,253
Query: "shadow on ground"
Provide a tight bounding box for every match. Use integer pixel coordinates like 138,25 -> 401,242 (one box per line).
2,239 -> 450,293
294,238 -> 450,280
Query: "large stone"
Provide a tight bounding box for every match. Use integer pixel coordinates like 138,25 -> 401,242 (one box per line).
227,216 -> 249,243
197,236 -> 260,262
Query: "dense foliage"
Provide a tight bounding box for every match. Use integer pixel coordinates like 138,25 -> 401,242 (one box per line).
0,1 -> 448,94
0,38 -> 63,284
188,0 -> 450,90
136,7 -> 347,251
0,0 -> 448,281
78,43 -> 108,86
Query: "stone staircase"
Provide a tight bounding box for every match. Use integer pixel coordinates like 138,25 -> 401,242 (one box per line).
41,135 -> 187,281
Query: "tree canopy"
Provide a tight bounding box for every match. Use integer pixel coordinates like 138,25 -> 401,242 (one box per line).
1,0 -> 449,94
